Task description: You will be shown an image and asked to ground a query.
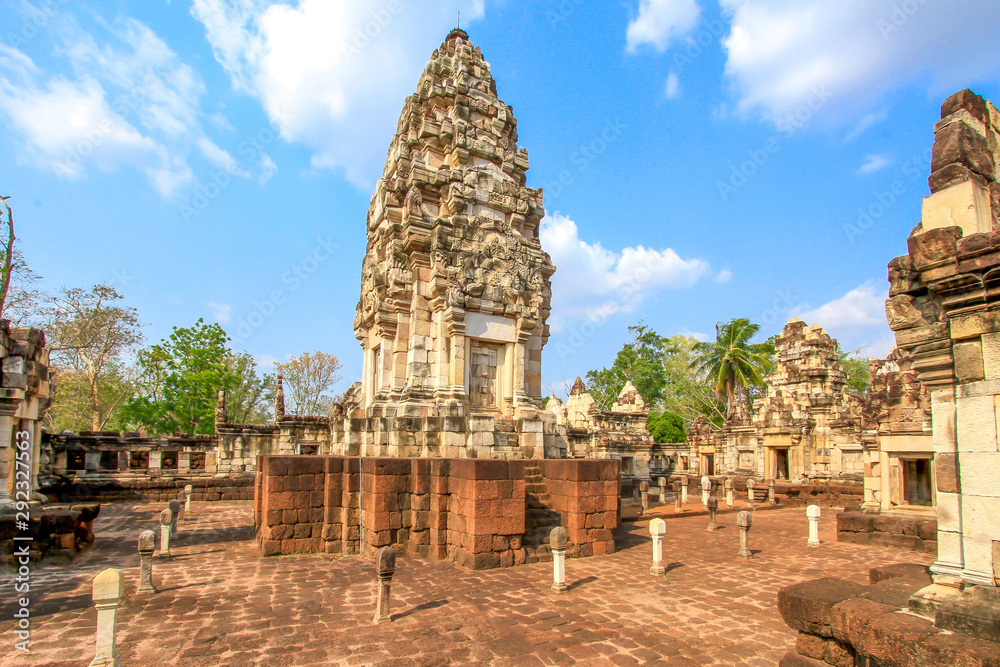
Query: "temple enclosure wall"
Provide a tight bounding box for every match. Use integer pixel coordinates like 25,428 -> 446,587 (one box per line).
254,455 -> 619,570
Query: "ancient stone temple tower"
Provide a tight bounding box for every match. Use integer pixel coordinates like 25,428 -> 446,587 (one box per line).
354,28 -> 554,422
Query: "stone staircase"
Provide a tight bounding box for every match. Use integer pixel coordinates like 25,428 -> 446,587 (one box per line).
522,462 -> 560,563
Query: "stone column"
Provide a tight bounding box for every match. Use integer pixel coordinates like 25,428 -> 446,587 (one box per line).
372,546 -> 396,624
0,400 -> 19,506
649,518 -> 666,575
768,479 -> 777,505
725,477 -> 734,508
736,510 -> 752,559
550,526 -> 568,592
184,484 -> 193,515
89,568 -> 123,667
177,490 -> 186,522
639,480 -> 649,516
746,478 -> 755,509
158,508 -> 172,559
701,475 -> 711,508
169,499 -> 180,538
806,505 -> 821,547
658,477 -> 666,504
707,496 -> 719,531
680,476 -> 688,505
672,480 -> 682,512
137,530 -> 156,595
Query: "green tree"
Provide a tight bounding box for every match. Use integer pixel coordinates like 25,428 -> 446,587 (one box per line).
692,318 -> 773,418
122,319 -> 232,435
647,409 -> 686,443
659,334 -> 727,428
837,344 -> 872,396
225,352 -> 274,423
275,350 -> 342,415
585,323 -> 667,409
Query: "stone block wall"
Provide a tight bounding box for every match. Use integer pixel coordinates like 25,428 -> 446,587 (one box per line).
836,512 -> 938,554
777,565 -> 1000,666
0,503 -> 99,564
255,455 -> 619,570
44,476 -> 254,503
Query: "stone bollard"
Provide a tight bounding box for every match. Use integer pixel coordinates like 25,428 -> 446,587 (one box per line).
701,475 -> 711,508
681,476 -> 689,505
550,526 -> 569,592
89,568 -> 123,667
649,518 -> 666,575
672,480 -> 683,512
169,499 -> 181,538
768,479 -> 777,506
184,484 -> 193,516
177,490 -> 186,522
372,546 -> 396,624
658,477 -> 666,504
137,531 -> 157,595
707,496 -> 719,531
632,481 -> 641,504
746,478 -> 755,509
725,477 -> 734,508
158,508 -> 172,559
737,511 -> 753,559
807,505 -> 821,547
639,480 -> 649,516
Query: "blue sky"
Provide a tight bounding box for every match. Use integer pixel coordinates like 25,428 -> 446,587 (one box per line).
3,0 -> 1000,399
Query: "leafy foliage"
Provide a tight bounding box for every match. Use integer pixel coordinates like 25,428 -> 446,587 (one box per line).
837,344 -> 873,396
276,350 -> 343,415
647,410 -> 686,443
692,318 -> 773,417
584,323 -> 667,409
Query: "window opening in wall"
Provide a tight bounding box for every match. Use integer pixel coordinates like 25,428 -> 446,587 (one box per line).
161,451 -> 179,470
902,458 -> 933,506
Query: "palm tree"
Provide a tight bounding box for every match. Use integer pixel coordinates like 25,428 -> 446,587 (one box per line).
692,318 -> 773,419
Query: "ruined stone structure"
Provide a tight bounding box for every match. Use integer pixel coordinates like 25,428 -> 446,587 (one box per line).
0,322 -> 52,507
338,27 -> 555,460
777,89 -> 1000,666
686,318 -> 866,482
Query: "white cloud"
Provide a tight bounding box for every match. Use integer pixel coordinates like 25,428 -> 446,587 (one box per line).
857,153 -> 891,175
843,110 -> 888,142
792,281 -> 895,357
720,0 -> 1000,124
256,353 -> 280,370
664,71 -> 680,99
208,301 -> 233,323
0,15 -> 268,197
191,0 -> 486,188
627,0 -> 701,53
678,328 -> 708,342
540,213 -> 709,328
715,268 -> 733,283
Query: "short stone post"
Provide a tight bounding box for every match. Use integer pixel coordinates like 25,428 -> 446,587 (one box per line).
658,477 -> 666,504
701,475 -> 711,508
680,475 -> 689,505
372,546 -> 396,624
746,478 -> 755,509
672,480 -> 682,512
807,505 -> 821,547
158,508 -> 172,559
737,511 -> 752,559
639,480 -> 649,516
550,526 -> 568,592
137,530 -> 157,595
768,478 -> 777,506
184,484 -> 193,516
169,499 -> 180,538
649,518 -> 666,575
632,481 -> 640,504
707,496 -> 719,531
725,477 -> 734,508
177,490 -> 186,522
89,568 -> 123,667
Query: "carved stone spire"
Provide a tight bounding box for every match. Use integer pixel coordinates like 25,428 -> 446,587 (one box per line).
274,374 -> 285,421
215,389 -> 228,426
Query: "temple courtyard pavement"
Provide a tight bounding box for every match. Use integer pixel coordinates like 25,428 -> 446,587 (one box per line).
0,502 -> 933,667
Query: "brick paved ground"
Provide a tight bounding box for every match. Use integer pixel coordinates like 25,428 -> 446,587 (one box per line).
1,501 -> 933,667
